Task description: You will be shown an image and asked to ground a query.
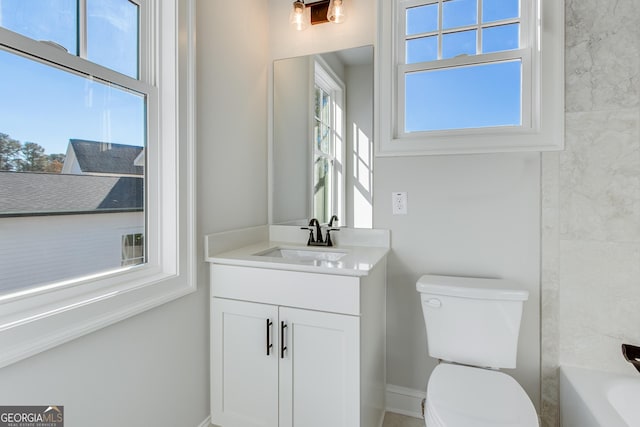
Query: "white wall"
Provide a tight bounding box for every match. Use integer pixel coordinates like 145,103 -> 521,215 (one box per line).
375,153 -> 541,407
0,1 -> 269,425
273,57 -> 311,224
199,0 -> 269,234
345,62 -> 374,228
0,294 -> 209,426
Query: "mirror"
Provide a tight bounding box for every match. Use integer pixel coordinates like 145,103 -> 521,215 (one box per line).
272,45 -> 373,228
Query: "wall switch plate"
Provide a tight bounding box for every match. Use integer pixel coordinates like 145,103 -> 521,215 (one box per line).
392,192 -> 408,215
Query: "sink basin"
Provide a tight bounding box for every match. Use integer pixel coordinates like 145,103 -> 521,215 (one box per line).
255,247 -> 347,262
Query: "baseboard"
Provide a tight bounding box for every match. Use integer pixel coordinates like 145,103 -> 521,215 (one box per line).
203,387 -> 423,426
385,384 -> 426,420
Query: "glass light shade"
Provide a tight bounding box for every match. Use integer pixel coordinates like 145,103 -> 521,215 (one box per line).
290,1 -> 310,31
327,0 -> 346,23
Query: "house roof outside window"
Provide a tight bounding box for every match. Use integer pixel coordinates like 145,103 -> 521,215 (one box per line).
2,139 -> 144,217
0,172 -> 143,217
61,139 -> 144,177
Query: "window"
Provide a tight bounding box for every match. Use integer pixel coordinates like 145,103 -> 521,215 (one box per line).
312,58 -> 345,224
122,233 -> 145,266
0,0 -> 196,367
401,0 -> 527,133
377,0 -> 564,155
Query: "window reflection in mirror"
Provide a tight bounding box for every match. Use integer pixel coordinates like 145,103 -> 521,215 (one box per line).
313,57 -> 345,224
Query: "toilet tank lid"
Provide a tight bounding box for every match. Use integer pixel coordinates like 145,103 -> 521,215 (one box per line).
416,274 -> 529,301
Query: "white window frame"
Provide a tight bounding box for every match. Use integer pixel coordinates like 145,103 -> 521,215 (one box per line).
0,0 -> 196,368
377,0 -> 564,156
311,57 -> 346,224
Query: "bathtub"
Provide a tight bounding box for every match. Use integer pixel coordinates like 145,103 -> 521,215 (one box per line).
560,365 -> 640,427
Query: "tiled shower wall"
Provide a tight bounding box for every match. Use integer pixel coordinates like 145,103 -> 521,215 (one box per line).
541,0 -> 640,425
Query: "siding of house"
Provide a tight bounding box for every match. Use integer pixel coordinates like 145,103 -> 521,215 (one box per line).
0,212 -> 143,293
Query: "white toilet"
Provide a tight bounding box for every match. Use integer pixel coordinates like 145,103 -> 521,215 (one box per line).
416,274 -> 539,427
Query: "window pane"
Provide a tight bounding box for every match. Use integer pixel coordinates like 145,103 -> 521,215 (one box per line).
315,87 -> 331,125
442,0 -> 477,30
0,49 -> 146,295
122,233 -> 144,266
314,121 -> 331,154
406,3 -> 438,36
483,0 -> 519,23
482,24 -> 519,53
0,0 -> 77,54
313,156 -> 332,224
87,0 -> 139,78
404,60 -> 522,132
442,30 -> 476,59
406,36 -> 438,63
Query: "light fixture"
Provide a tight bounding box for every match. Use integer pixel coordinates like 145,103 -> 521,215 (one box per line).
290,0 -> 310,31
327,0 -> 346,23
290,0 -> 347,31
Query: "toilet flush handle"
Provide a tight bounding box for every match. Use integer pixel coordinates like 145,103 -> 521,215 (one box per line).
425,298 -> 441,308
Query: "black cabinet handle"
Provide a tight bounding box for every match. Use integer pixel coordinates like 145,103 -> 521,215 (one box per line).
266,319 -> 273,356
280,321 -> 288,359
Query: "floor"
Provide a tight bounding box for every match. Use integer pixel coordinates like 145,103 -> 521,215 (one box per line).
211,412 -> 422,427
382,412 -> 424,427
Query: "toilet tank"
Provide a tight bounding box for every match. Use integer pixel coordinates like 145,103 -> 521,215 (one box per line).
417,274 -> 529,369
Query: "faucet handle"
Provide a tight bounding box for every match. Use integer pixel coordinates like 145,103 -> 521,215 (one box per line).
300,226 -> 315,244
325,227 -> 340,247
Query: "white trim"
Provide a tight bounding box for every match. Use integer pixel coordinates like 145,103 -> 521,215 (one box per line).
196,416 -> 211,427
78,0 -> 87,58
0,0 -> 197,368
385,384 -> 426,420
0,28 -> 150,94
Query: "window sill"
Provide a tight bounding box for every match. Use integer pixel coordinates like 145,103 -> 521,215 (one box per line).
0,270 -> 196,368
377,128 -> 564,157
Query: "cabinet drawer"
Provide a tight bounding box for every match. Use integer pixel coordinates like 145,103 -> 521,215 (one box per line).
210,264 -> 361,315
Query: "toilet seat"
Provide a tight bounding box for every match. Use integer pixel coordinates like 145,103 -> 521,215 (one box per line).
425,363 -> 538,427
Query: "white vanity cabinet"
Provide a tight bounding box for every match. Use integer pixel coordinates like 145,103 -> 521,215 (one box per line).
210,261 -> 386,427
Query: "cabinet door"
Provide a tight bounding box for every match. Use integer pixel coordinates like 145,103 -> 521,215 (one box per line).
211,298 -> 279,427
278,307 -> 360,427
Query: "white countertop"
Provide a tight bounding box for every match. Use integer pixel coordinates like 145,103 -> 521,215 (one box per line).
205,225 -> 390,277
207,240 -> 388,277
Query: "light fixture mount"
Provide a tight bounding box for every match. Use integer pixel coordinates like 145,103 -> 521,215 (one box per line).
290,0 -> 345,30
307,0 -> 330,25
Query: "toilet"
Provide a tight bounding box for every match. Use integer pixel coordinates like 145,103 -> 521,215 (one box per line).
416,274 -> 539,427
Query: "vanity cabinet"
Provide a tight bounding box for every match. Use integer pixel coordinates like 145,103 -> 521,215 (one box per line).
212,298 -> 359,427
210,262 -> 386,427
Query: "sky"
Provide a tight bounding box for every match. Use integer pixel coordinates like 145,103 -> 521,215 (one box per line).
0,0 -> 142,155
404,0 -> 521,133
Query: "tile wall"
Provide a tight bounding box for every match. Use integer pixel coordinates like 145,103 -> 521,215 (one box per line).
541,0 -> 640,425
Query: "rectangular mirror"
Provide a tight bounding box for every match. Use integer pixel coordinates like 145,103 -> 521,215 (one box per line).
271,45 -> 374,228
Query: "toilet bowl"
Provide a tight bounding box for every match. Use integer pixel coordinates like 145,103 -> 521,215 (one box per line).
417,275 -> 539,427
425,364 -> 538,427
